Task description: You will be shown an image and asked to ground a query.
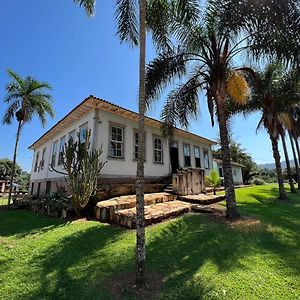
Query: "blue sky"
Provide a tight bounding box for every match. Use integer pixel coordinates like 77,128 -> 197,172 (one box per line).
0,1 -> 290,172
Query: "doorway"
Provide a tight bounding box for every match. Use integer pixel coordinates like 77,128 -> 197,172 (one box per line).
170,141 -> 179,174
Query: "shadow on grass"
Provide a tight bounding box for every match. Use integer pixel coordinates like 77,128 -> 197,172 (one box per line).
2,186 -> 300,299
25,223 -> 133,299
0,210 -> 66,237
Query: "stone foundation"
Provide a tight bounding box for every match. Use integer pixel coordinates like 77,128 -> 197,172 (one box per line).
172,168 -> 205,196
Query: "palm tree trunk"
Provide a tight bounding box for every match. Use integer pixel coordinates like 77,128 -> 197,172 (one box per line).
270,135 -> 288,200
216,98 -> 239,219
294,136 -> 300,171
135,0 -> 146,288
280,132 -> 296,193
289,131 -> 300,189
8,121 -> 22,205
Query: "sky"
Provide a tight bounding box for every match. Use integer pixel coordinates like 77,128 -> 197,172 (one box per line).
0,0 -> 292,172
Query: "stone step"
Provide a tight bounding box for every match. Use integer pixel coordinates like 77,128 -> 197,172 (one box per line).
178,194 -> 225,205
95,192 -> 177,221
114,200 -> 192,228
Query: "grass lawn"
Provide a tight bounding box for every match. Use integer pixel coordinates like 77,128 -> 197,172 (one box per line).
0,198 -> 8,205
0,184 -> 299,299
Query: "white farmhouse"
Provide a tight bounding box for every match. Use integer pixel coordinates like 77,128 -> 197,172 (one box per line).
212,158 -> 244,185
29,96 -> 216,198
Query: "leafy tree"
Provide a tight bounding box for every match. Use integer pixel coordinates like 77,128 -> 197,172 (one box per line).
17,171 -> 30,192
213,139 -> 258,184
205,170 -> 221,195
2,70 -> 54,205
50,132 -> 105,217
0,158 -> 21,181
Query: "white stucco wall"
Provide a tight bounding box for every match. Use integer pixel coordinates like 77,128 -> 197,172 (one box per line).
30,107 -> 214,184
212,161 -> 243,184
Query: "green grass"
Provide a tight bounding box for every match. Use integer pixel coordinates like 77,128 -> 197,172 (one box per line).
0,184 -> 299,299
0,198 -> 8,205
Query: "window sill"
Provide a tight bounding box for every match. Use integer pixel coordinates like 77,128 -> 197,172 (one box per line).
153,161 -> 164,165
107,156 -> 125,161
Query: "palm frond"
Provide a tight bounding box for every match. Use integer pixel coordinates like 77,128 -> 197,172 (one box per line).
73,0 -> 96,16
115,0 -> 139,46
146,49 -> 188,104
161,73 -> 201,136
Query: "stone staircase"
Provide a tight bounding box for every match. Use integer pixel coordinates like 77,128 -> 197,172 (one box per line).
95,190 -> 225,229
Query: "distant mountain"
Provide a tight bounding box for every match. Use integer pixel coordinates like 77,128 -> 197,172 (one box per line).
259,160 -> 295,170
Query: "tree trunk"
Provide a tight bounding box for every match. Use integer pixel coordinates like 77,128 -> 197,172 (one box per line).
216,98 -> 239,219
289,131 -> 300,189
280,132 -> 296,193
135,0 -> 146,288
270,135 -> 288,200
8,121 -> 22,205
294,136 -> 300,173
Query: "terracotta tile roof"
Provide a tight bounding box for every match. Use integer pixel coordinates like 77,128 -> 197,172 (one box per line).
213,158 -> 244,168
29,95 -> 217,150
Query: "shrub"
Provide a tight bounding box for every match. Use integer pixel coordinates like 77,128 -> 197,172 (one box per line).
250,178 -> 266,185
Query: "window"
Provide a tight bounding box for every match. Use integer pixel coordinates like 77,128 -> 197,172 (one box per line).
31,182 -> 34,195
194,146 -> 201,168
153,136 -> 163,163
46,181 -> 51,195
58,136 -> 66,165
109,125 -> 124,158
79,124 -> 88,144
183,144 -> 191,167
233,169 -> 237,176
68,130 -> 76,144
204,149 -> 210,169
134,130 -> 146,160
37,182 -> 41,197
40,148 -> 46,171
34,151 -> 40,172
51,141 -> 58,166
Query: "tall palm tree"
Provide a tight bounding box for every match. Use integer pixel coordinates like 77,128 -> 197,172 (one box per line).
237,65 -> 300,199
3,70 -> 54,205
146,0 -> 300,218
278,118 -> 296,193
287,105 -> 300,189
75,0 -> 199,286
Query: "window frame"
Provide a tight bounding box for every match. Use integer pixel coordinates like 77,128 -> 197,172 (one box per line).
79,123 -> 88,144
34,151 -> 40,172
108,123 -> 125,159
40,147 -> 46,171
153,135 -> 164,164
194,146 -> 201,168
203,149 -> 210,169
183,143 -> 191,167
68,130 -> 76,144
58,136 -> 66,166
51,140 -> 58,167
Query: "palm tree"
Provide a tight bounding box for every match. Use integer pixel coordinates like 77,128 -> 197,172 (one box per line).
146,0 -> 300,218
76,0 -> 199,286
238,65 -> 300,199
278,118 -> 297,193
286,105 -> 300,189
3,70 -> 54,205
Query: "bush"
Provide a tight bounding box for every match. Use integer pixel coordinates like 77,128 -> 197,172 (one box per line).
38,192 -> 71,210
250,178 -> 266,185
